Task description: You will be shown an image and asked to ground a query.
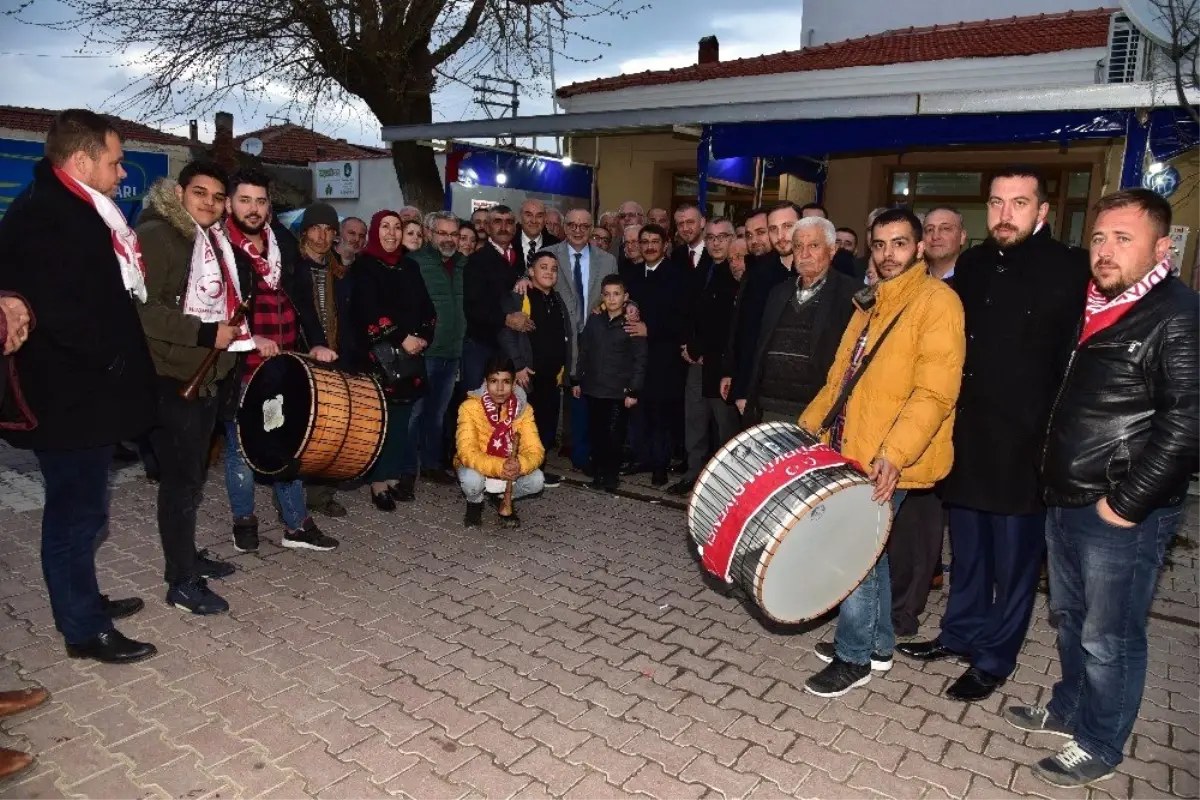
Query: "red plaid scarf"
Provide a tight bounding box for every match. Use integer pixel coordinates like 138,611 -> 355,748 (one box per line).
243,274 -> 298,381
482,392 -> 519,457
1080,259 -> 1170,344
226,221 -> 281,290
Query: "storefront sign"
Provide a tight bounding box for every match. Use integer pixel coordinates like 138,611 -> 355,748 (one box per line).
312,160 -> 359,199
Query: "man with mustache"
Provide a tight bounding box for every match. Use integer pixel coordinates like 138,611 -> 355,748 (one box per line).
1012,189 -> 1196,787
801,208 -> 964,698
898,167 -> 1090,704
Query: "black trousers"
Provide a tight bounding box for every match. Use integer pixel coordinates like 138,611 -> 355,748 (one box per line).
587,396 -> 629,488
526,369 -> 562,452
148,379 -> 219,585
886,489 -> 945,637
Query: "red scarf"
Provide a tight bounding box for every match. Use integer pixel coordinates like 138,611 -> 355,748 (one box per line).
1080,259 -> 1170,344
481,392 -> 520,457
362,210 -> 405,266
225,221 -> 281,289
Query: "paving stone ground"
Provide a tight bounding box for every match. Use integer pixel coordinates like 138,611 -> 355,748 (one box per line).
0,443 -> 1195,799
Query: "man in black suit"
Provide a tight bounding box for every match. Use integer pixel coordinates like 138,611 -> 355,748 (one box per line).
671,204 -> 710,274
464,205 -> 529,392
624,223 -> 686,485
0,109 -> 157,665
518,199 -> 560,272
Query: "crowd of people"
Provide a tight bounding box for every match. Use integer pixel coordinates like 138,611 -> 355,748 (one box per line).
0,108 -> 1194,791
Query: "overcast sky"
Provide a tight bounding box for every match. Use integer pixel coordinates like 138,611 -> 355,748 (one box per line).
0,1 -> 804,147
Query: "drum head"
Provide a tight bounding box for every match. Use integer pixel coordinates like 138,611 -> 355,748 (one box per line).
237,355 -> 313,476
756,482 -> 889,624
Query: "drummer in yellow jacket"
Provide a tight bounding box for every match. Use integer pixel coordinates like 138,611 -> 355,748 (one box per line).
798,207 -> 965,699
455,356 -> 546,528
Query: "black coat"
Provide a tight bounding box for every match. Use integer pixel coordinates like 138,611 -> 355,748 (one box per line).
519,230 -> 561,271
0,159 -> 157,450
1042,277 -> 1198,523
939,226 -> 1090,514
832,249 -> 864,281
626,259 -> 688,401
726,253 -> 791,398
684,259 -> 741,397
742,269 -> 857,422
576,309 -> 648,400
349,253 -> 437,371
464,244 -> 523,345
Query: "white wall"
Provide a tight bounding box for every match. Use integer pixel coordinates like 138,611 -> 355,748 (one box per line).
324,154 -> 448,218
801,0 -> 1102,47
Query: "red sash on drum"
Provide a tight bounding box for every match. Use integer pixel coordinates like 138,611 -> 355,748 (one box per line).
700,444 -> 857,582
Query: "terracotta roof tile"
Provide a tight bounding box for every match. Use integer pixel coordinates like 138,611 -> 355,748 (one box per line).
558,8 -> 1115,98
236,124 -> 390,164
0,105 -> 191,146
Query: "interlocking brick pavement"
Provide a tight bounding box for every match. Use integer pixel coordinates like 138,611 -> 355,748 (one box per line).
0,443 -> 1195,799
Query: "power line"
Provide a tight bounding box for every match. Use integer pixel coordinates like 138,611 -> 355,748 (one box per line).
0,51 -> 112,59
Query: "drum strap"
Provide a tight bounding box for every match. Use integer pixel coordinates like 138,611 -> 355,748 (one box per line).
817,308 -> 906,436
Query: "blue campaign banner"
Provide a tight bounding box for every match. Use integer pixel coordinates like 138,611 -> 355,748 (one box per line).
446,144 -> 593,199
0,137 -> 170,220
707,156 -> 756,188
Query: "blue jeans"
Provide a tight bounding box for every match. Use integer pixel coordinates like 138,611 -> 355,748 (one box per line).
939,508 -> 1046,678
223,420 -> 308,531
410,356 -> 459,471
1046,502 -> 1183,768
461,338 -> 495,396
35,445 -> 114,644
835,490 -> 908,665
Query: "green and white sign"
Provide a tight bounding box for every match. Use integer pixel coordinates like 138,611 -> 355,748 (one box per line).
312,160 -> 359,199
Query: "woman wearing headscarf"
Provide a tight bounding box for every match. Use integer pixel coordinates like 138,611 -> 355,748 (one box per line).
351,210 -> 437,511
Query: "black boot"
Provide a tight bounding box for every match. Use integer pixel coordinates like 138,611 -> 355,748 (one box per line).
464,502 -> 484,528
232,516 -> 259,554
390,474 -> 416,502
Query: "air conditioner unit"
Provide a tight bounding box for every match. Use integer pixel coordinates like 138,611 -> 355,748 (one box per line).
1105,12 -> 1149,83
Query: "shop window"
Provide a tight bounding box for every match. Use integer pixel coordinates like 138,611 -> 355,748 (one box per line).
914,171 -> 982,196
1068,171 -> 1091,199
891,172 -> 911,197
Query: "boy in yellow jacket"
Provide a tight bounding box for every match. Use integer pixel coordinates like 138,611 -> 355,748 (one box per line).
456,356 -> 546,528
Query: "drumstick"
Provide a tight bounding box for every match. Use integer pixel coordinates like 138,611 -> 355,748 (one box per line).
499,432 -> 521,518
180,301 -> 250,401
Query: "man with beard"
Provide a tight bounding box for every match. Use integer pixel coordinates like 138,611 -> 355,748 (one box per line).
668,218 -> 742,496
902,169 -> 1089,700
671,204 -> 709,273
471,207 -> 491,241
411,212 -> 468,483
734,217 -> 856,426
898,169 -> 1089,704
835,227 -> 858,256
623,224 -> 685,485
518,199 -> 560,271
719,204 -> 795,412
336,216 -> 367,267
545,207 -> 564,241
136,163 -> 251,615
802,208 -> 964,698
1009,189 -> 1197,788
0,109 -> 157,663
222,169 -> 339,554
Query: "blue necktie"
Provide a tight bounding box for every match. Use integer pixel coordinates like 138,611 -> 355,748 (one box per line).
574,252 -> 585,331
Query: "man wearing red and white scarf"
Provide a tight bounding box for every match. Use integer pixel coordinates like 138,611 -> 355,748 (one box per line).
221,169 -> 339,555
1007,189 -> 1198,789
0,109 -> 157,666
137,162 -> 252,617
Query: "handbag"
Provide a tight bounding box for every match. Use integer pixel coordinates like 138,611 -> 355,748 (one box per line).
369,341 -> 428,404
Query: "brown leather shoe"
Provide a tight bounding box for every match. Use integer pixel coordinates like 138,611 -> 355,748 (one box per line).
0,748 -> 33,781
0,687 -> 49,719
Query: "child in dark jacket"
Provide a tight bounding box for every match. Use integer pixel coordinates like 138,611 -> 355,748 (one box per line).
572,274 -> 647,491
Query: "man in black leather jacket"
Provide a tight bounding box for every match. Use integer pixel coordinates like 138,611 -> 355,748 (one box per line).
1004,189 -> 1198,789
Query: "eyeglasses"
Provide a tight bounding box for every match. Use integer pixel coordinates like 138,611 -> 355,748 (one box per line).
565,223 -> 592,232
704,233 -> 734,243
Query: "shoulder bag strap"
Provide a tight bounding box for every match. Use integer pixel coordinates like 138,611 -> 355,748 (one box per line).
817,307 -> 906,435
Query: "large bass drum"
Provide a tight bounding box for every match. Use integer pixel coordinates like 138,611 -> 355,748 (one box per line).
687,422 -> 890,624
237,354 -> 387,481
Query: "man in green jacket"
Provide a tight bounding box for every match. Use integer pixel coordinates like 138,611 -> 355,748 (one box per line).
136,163 -> 250,616
410,211 -> 466,483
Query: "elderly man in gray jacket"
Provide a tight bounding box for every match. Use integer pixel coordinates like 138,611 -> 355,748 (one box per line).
541,209 -> 617,471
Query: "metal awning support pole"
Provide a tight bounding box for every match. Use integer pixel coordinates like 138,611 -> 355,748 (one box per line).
1120,111 -> 1151,189
697,126 -> 712,214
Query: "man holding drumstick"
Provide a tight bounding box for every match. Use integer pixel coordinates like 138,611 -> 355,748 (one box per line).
798,207 -> 965,698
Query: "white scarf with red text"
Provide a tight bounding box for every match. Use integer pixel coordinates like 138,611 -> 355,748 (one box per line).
1080,258 -> 1170,343
53,165 -> 147,302
182,223 -> 254,351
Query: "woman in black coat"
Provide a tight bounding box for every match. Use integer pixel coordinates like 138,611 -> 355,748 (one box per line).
351,209 -> 437,510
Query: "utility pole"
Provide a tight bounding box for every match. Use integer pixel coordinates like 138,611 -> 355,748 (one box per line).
473,75 -> 520,147
545,9 -> 563,155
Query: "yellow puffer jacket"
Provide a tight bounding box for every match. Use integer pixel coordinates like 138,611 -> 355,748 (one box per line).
799,262 -> 965,489
455,386 -> 546,478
